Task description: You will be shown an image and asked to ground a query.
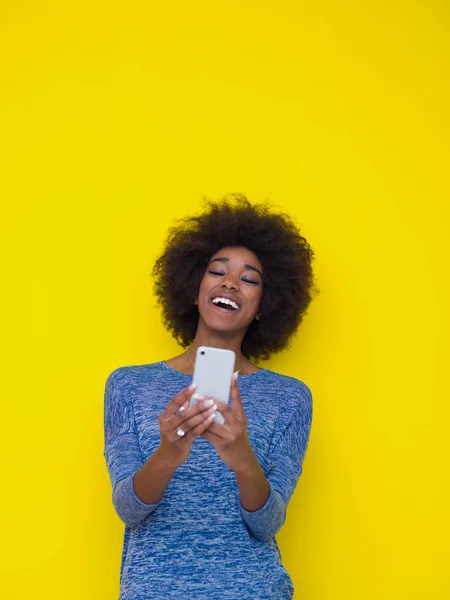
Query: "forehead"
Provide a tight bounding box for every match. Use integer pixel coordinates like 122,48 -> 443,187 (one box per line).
209,246 -> 262,270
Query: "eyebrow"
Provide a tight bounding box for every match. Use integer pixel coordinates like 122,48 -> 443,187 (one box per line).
208,257 -> 263,278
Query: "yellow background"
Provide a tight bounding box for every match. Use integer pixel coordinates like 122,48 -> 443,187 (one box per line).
1,1 -> 449,598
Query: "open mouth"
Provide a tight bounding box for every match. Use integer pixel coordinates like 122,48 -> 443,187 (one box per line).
211,296 -> 240,312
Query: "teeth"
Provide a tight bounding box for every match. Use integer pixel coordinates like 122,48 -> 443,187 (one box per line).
212,297 -> 240,310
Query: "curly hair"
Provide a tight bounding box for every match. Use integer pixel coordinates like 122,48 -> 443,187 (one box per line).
152,193 -> 320,361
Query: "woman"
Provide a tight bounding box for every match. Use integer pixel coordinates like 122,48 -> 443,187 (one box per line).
103,194 -> 319,599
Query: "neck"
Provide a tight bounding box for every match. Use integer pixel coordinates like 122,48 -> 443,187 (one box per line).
190,320 -> 247,366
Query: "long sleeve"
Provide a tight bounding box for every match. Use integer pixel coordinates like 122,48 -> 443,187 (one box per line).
240,384 -> 313,542
103,369 -> 161,527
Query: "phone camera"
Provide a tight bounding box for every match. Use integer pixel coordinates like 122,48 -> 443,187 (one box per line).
200,350 -> 205,355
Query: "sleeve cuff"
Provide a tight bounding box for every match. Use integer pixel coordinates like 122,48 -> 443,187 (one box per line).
239,481 -> 286,541
113,473 -> 161,527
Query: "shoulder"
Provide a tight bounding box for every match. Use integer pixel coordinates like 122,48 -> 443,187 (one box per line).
249,370 -> 313,452
105,361 -> 165,390
259,369 -> 313,413
247,369 -> 313,437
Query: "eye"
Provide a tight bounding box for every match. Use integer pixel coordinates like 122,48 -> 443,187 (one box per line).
208,270 -> 224,276
242,277 -> 259,285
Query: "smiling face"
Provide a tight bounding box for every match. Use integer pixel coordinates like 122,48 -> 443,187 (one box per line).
195,246 -> 263,335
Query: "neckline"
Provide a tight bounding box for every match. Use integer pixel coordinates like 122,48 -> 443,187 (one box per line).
160,360 -> 267,379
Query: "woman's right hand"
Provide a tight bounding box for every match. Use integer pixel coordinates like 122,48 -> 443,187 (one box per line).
157,383 -> 218,469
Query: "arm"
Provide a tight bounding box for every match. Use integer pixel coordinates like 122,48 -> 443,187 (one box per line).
104,370 -> 214,527
132,448 -> 178,503
104,370 -> 170,527
239,386 -> 313,542
234,452 -> 270,511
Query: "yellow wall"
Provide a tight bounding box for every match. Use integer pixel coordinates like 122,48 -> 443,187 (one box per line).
1,1 -> 448,598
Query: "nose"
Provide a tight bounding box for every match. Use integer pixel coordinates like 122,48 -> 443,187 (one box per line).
221,274 -> 239,291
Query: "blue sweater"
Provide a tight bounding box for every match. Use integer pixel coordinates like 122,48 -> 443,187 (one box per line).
103,361 -> 313,599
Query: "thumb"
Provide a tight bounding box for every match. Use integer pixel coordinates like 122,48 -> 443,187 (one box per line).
230,371 -> 245,421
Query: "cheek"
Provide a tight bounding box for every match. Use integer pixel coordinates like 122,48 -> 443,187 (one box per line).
248,288 -> 263,310
197,277 -> 210,301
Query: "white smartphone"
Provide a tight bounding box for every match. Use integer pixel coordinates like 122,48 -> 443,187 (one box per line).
189,346 -> 236,425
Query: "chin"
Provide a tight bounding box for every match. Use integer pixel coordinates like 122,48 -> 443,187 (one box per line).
205,320 -> 238,333
202,316 -> 250,336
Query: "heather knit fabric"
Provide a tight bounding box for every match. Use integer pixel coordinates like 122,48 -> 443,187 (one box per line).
103,361 -> 313,599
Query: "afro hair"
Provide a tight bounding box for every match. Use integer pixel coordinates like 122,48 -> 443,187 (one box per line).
152,193 -> 320,361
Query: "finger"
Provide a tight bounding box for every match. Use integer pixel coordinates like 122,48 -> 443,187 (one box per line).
230,372 -> 245,421
174,404 -> 218,440
167,397 -> 214,429
213,400 -> 236,424
160,383 -> 196,421
175,397 -> 190,415
201,418 -> 230,440
187,411 -> 217,440
201,428 -> 226,444
206,400 -> 235,429
180,402 -> 218,432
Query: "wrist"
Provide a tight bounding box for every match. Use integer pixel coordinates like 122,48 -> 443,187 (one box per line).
154,445 -> 181,472
233,448 -> 259,475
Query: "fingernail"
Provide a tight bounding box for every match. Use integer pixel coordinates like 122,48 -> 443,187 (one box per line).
189,382 -> 197,391
233,371 -> 239,380
207,404 -> 217,413
179,406 -> 185,412
192,393 -> 205,401
203,398 -> 214,407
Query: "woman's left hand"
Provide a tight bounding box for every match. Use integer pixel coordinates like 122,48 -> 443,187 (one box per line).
200,373 -> 256,472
